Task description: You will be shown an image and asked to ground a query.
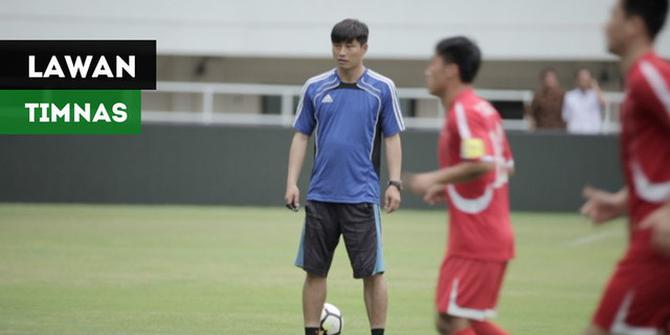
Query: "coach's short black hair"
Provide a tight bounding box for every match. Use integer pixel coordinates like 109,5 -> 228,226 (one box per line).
331,19 -> 369,45
435,36 -> 481,84
622,0 -> 668,39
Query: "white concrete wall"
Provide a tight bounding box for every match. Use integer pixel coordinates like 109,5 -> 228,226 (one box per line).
1,0 -> 668,60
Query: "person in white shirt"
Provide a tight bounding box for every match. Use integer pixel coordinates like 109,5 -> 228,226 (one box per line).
562,69 -> 607,134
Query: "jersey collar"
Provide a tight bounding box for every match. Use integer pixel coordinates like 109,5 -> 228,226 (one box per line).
628,51 -> 657,79
449,87 -> 476,109
334,67 -> 368,84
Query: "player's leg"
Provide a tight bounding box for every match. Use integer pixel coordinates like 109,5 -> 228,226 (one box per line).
469,260 -> 509,335
588,259 -> 670,335
470,320 -> 508,335
586,259 -> 626,335
582,324 -> 608,335
340,202 -> 387,333
586,264 -> 627,335
436,314 -> 473,335
435,257 -> 509,335
294,200 -> 341,333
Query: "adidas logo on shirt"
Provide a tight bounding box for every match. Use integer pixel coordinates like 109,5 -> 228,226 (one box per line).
322,94 -> 334,104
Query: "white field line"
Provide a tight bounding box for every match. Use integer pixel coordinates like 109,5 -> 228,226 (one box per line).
565,230 -> 620,247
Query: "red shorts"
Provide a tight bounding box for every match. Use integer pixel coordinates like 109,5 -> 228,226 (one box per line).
435,256 -> 508,320
593,258 -> 670,333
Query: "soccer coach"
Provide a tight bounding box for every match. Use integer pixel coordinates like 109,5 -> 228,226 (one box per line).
284,19 -> 405,335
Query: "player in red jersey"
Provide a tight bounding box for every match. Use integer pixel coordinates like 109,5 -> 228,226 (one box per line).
581,1 -> 670,334
407,37 -> 515,335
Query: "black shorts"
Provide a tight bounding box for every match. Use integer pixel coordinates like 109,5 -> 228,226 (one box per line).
294,200 -> 384,279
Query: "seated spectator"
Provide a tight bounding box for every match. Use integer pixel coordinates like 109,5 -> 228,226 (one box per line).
528,68 -> 566,130
562,68 -> 606,134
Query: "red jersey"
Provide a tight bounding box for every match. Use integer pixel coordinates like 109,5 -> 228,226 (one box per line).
438,88 -> 515,261
620,52 -> 670,262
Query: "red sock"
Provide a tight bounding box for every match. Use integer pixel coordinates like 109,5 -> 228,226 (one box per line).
455,328 -> 477,335
471,321 -> 508,335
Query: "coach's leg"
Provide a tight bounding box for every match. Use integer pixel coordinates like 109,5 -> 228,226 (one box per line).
363,273 -> 388,330
298,201 -> 340,333
303,273 -> 327,329
341,203 -> 386,333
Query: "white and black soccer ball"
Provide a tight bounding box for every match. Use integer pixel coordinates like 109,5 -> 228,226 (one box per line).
320,303 -> 343,335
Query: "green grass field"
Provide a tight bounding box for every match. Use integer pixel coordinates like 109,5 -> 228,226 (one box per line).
0,204 -> 627,334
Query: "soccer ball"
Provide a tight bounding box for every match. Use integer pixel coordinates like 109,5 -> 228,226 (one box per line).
320,303 -> 343,335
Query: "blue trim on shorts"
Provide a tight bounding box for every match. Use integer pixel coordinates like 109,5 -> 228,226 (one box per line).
373,204 -> 385,274
294,224 -> 306,267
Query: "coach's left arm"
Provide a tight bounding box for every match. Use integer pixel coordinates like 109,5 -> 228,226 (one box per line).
383,133 -> 402,213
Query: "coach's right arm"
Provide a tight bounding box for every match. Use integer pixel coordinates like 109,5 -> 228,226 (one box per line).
285,80 -> 317,210
285,132 -> 309,209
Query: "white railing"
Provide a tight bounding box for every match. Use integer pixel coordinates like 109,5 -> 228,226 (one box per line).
601,92 -> 625,133
143,81 -> 625,132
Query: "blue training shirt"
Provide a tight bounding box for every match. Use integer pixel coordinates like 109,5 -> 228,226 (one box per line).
293,68 -> 406,204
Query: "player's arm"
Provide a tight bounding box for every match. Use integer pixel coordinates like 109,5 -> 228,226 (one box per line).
430,161 -> 494,184
383,133 -> 402,213
580,186 -> 628,224
285,132 -> 310,210
406,162 -> 494,205
406,161 -> 494,194
640,201 -> 670,256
